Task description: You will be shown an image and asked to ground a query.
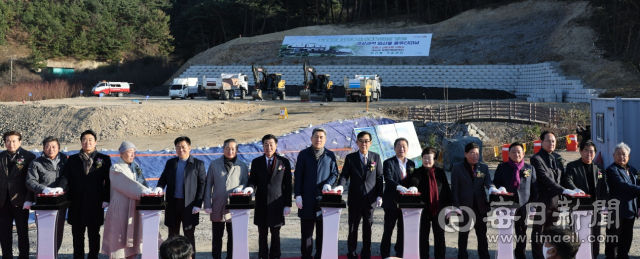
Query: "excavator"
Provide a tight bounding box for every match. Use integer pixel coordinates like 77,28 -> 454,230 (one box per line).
300,63 -> 334,102
251,65 -> 286,100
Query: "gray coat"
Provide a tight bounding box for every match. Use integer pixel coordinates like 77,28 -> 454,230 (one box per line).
26,153 -> 68,195
204,157 -> 249,222
451,160 -> 496,214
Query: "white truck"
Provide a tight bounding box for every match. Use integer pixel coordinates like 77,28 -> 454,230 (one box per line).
343,74 -> 382,102
169,77 -> 199,99
203,73 -> 249,100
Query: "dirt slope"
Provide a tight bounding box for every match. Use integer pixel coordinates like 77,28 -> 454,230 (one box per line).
169,0 -> 639,95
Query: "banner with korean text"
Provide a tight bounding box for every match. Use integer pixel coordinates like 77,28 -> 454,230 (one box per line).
278,34 -> 432,57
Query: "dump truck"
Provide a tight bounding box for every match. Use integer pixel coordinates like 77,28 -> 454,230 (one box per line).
91,81 -> 131,97
203,77 -> 219,100
203,73 -> 249,100
343,74 -> 382,102
300,63 -> 334,102
251,65 -> 286,100
169,77 -> 198,99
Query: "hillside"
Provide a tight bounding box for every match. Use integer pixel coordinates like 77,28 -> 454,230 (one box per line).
169,0 -> 640,96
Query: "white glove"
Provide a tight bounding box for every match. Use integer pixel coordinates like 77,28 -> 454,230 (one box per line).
407,187 -> 418,193
498,187 -> 507,193
142,188 -> 153,195
562,189 -> 577,196
53,187 -> 64,194
153,187 -> 164,194
333,186 -> 344,192
573,189 -> 585,195
601,207 -> 609,215
396,185 -> 409,193
295,196 -> 303,209
233,187 -> 244,193
489,187 -> 500,194
42,187 -> 55,194
445,208 -> 453,219
192,207 -> 201,214
23,201 -> 32,210
322,184 -> 332,192
376,197 -> 383,207
283,207 -> 291,216
204,208 -> 212,214
102,202 -> 109,208
243,187 -> 254,194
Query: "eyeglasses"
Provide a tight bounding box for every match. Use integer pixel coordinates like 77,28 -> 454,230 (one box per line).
358,140 -> 371,144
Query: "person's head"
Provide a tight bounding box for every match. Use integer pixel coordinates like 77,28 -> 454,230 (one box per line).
119,141 -> 136,164
223,139 -> 238,159
356,131 -> 372,154
80,130 -> 97,153
421,147 -> 437,169
540,131 -> 556,153
174,136 -> 191,160
394,138 -> 409,160
579,140 -> 597,164
464,142 -> 480,165
509,142 -> 525,164
311,128 -> 327,149
613,142 -> 630,168
3,131 -> 22,154
262,134 -> 278,158
159,235 -> 193,259
42,136 -> 60,160
541,226 -> 580,259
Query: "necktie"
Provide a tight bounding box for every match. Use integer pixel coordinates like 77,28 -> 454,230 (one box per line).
268,159 -> 273,173
362,155 -> 367,165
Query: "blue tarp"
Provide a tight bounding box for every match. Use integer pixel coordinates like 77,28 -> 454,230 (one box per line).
43,117 -> 395,188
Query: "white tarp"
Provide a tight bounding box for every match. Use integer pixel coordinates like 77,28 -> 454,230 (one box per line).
279,34 -> 432,57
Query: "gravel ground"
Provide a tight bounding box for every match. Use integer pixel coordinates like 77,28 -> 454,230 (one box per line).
7,151 -> 636,259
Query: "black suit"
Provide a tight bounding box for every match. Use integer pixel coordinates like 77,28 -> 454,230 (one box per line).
247,154 -> 292,259
0,148 -> 36,259
336,151 -> 383,259
410,166 -> 451,259
493,162 -> 538,259
58,152 -> 111,259
380,156 -> 415,258
157,155 -> 206,257
530,150 -> 566,259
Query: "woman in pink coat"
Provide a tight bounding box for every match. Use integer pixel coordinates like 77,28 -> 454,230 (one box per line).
101,141 -> 157,259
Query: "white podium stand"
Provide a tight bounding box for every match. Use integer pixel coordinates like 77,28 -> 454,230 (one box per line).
137,194 -> 166,259
229,209 -> 252,259
318,191 -> 346,259
400,208 -> 423,259
494,206 -> 517,259
32,194 -> 69,259
572,210 -> 594,259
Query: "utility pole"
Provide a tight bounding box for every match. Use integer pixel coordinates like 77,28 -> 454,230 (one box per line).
10,57 -> 15,85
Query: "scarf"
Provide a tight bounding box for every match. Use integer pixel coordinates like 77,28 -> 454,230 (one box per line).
426,167 -> 439,216
79,150 -> 97,174
313,147 -> 325,161
508,158 -> 525,189
224,156 -> 237,172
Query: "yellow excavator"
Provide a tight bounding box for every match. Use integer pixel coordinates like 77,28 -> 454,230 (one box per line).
251,65 -> 286,100
300,63 -> 334,102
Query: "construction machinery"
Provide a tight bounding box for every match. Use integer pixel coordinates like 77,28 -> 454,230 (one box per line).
251,65 -> 286,100
343,74 -> 382,102
300,63 -> 334,102
202,73 -> 249,100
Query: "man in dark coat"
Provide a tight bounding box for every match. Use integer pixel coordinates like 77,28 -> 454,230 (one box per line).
604,142 -> 640,259
294,127 -> 339,259
334,131 -> 383,259
380,138 -> 415,259
530,131 -> 578,259
156,136 -> 206,258
246,134 -> 292,259
0,131 -> 36,259
408,147 -> 451,259
58,130 -> 112,259
563,140 -> 606,258
492,142 -> 538,259
451,142 -> 498,259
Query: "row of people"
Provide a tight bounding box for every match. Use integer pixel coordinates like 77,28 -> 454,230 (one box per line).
0,128 -> 633,259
